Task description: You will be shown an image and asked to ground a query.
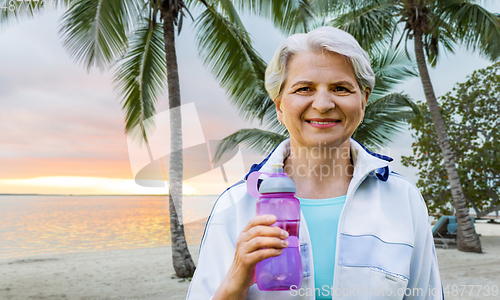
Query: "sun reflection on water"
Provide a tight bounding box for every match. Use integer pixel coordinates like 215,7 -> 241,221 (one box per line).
0,195 -> 213,260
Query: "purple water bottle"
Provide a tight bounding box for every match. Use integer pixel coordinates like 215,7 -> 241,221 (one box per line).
247,163 -> 302,291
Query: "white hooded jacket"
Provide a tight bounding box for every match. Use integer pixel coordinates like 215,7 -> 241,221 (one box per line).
186,138 -> 443,300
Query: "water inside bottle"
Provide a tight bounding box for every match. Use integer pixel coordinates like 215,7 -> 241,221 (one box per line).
273,219 -> 300,237
256,241 -> 303,291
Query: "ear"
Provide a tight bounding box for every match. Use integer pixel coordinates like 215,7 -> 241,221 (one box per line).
274,97 -> 283,122
361,89 -> 370,119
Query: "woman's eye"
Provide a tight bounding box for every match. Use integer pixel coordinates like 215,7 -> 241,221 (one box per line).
296,87 -> 311,92
334,86 -> 349,92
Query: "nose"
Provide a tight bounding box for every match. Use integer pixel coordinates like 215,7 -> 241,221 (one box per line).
311,89 -> 335,113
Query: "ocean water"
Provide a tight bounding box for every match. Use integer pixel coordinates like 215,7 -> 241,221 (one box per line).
0,195 -> 217,260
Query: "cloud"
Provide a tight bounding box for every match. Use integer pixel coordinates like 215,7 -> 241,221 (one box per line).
4,4 -> 498,195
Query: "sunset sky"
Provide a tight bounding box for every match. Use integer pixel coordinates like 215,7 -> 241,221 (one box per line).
1,3 -> 499,195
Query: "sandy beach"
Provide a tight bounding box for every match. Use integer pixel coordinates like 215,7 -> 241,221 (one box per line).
435,221 -> 500,300
0,244 -> 200,300
1,221 -> 499,300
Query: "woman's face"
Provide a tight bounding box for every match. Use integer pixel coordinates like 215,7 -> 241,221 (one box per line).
275,51 -> 369,150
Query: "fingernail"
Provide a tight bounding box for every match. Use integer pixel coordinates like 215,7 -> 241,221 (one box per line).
282,240 -> 288,247
267,215 -> 275,222
281,230 -> 289,239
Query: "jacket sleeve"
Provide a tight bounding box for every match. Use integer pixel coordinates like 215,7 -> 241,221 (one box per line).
186,185 -> 243,300
404,187 -> 443,300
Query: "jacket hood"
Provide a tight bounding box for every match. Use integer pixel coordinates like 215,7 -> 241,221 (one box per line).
243,138 -> 393,182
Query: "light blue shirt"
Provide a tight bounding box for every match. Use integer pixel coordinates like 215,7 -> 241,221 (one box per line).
298,195 -> 346,300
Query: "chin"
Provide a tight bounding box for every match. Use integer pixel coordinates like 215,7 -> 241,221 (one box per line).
299,136 -> 350,149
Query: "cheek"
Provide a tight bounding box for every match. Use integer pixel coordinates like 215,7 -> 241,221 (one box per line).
352,97 -> 365,115
282,98 -> 306,115
343,103 -> 364,123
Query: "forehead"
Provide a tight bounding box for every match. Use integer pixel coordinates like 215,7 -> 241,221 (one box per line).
285,51 -> 356,84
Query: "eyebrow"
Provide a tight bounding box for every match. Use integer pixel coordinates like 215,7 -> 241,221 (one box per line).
290,80 -> 357,90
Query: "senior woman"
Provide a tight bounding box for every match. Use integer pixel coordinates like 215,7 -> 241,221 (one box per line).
187,27 -> 442,300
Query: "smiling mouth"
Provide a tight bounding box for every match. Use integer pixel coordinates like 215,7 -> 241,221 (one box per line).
306,120 -> 341,124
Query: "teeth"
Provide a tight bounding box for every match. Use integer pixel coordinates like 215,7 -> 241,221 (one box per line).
309,121 -> 336,124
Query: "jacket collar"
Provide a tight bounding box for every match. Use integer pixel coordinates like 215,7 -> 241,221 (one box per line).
243,138 -> 392,182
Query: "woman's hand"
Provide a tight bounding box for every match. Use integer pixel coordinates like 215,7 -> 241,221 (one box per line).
213,214 -> 289,300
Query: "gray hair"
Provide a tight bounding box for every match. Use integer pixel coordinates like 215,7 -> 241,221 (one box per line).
265,26 -> 375,100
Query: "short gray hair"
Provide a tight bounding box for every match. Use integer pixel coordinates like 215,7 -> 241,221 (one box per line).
265,26 -> 375,100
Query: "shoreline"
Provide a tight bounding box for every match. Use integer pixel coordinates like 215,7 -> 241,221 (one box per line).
1,223 -> 499,300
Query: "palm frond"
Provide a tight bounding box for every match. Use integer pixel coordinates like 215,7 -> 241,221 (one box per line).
370,46 -> 418,99
194,4 -> 273,122
443,0 -> 500,61
113,21 -> 167,145
306,16 -> 328,30
209,0 -> 246,29
329,0 -> 397,52
59,0 -> 139,72
234,0 -> 316,34
213,128 -> 288,163
422,9 -> 456,67
262,108 -> 288,135
184,0 -> 207,11
312,0 -> 360,17
353,92 -> 420,149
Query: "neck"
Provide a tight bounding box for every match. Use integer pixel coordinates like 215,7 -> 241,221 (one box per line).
283,138 -> 353,199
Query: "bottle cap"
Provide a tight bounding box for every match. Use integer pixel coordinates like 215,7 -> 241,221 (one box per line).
271,163 -> 284,173
258,163 -> 296,194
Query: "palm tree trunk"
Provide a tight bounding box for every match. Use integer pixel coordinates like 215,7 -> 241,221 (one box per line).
162,11 -> 196,277
413,29 -> 482,253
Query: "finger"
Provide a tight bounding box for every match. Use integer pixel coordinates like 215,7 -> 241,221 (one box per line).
242,215 -> 277,232
244,236 -> 289,254
246,247 -> 284,265
244,225 -> 288,242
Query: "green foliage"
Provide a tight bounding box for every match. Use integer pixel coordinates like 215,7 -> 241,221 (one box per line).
194,4 -> 270,122
59,0 -> 140,72
353,92 -> 420,149
329,0 -> 397,53
330,0 -> 500,66
402,62 -> 500,217
443,1 -> 500,62
232,0 -> 316,34
213,128 -> 287,162
369,46 -> 418,99
113,21 -> 167,144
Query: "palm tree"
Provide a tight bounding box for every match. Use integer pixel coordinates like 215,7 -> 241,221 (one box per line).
59,0 -> 199,278
0,0 -> 273,277
329,0 -> 500,253
212,46 -> 421,161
